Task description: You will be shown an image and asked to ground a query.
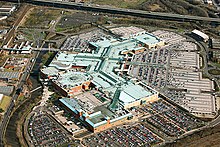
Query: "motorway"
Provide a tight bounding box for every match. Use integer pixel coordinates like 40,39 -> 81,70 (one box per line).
29,0 -> 220,23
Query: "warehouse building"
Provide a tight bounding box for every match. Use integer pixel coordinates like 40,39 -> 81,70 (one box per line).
191,29 -> 209,42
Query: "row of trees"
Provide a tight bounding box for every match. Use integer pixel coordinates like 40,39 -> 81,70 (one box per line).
0,108 -> 3,113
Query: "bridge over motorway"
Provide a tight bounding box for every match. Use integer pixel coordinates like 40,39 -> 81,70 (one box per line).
0,47 -> 60,51
27,0 -> 220,24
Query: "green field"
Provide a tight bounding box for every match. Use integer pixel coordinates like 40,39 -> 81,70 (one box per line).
0,96 -> 12,112
208,69 -> 220,75
23,7 -> 61,28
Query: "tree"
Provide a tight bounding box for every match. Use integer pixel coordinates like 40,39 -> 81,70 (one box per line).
0,108 -> 4,113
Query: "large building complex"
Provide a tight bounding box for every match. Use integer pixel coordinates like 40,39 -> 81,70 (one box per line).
41,30 -> 162,132
41,27 -> 217,133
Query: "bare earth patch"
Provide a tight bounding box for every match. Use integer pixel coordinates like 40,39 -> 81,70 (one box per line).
148,4 -> 161,11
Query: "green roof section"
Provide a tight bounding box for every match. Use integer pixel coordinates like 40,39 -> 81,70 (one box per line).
109,87 -> 121,111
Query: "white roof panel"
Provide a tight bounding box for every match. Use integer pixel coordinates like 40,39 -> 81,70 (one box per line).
119,91 -> 136,104
192,29 -> 209,40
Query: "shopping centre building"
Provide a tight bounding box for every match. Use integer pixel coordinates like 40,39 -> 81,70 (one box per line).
41,30 -> 163,132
